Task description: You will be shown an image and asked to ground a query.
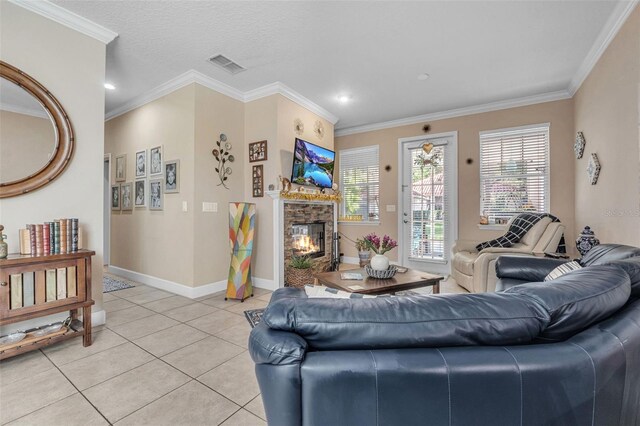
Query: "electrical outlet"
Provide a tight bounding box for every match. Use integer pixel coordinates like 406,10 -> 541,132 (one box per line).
182,201 -> 188,212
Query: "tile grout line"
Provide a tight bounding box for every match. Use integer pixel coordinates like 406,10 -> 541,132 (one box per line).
39,349 -> 115,426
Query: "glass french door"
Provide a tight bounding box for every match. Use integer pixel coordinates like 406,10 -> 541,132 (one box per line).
399,134 -> 457,274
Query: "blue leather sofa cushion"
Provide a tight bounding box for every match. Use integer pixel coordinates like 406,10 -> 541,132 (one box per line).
580,244 -> 640,266
249,321 -> 308,365
505,265 -> 630,341
605,258 -> 640,297
263,292 -> 550,350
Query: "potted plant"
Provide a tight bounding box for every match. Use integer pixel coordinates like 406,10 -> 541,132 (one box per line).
355,238 -> 371,267
363,233 -> 398,271
286,255 -> 314,288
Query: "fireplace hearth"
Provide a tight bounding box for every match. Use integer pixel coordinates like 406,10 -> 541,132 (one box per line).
291,222 -> 325,258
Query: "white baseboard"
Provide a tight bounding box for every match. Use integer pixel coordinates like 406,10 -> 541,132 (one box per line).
92,310 -> 106,326
107,265 -> 278,298
253,277 -> 277,291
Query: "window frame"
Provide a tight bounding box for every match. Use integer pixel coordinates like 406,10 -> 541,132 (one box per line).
479,123 -> 551,224
338,145 -> 380,225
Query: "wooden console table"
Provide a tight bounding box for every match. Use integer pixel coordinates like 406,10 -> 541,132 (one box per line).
0,249 -> 95,360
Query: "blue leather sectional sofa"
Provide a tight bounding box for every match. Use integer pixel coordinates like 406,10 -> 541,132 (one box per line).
249,244 -> 640,425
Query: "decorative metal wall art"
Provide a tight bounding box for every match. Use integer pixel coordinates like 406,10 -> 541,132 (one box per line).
212,133 -> 234,189
587,153 -> 601,185
574,132 -> 586,159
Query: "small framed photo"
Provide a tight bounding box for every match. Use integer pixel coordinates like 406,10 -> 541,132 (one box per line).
252,164 -> 263,197
111,184 -> 121,210
121,182 -> 133,211
249,140 -> 267,162
164,160 -> 180,193
135,149 -> 147,178
150,146 -> 163,175
115,154 -> 126,182
135,179 -> 146,208
149,178 -> 163,210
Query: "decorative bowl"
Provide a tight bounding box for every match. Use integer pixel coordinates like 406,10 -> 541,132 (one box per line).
365,265 -> 398,279
0,332 -> 26,346
31,322 -> 64,337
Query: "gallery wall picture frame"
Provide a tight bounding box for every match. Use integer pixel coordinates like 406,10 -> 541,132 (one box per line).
111,184 -> 121,211
164,160 -> 180,193
249,140 -> 268,162
121,182 -> 133,211
115,154 -> 126,182
149,178 -> 163,210
135,149 -> 147,178
135,179 -> 146,208
252,164 -> 264,197
150,145 -> 163,176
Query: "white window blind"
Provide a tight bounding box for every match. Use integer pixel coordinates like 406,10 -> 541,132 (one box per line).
339,145 -> 380,222
479,124 -> 550,222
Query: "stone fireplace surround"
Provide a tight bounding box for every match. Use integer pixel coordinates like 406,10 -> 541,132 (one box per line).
267,191 -> 338,288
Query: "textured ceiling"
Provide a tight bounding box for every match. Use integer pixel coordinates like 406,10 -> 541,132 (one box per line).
53,1 -> 619,129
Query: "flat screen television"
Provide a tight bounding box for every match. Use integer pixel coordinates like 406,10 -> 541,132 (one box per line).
290,138 -> 335,189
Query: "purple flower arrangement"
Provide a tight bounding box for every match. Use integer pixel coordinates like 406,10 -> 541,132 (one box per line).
363,233 -> 397,255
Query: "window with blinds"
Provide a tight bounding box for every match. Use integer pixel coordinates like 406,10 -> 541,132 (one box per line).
339,145 -> 380,222
479,124 -> 550,223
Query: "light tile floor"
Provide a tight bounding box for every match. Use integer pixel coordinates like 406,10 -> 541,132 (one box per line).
0,270 -> 465,426
0,274 -> 270,426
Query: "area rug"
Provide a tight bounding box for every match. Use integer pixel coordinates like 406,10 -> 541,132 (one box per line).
103,276 -> 134,293
244,309 -> 265,328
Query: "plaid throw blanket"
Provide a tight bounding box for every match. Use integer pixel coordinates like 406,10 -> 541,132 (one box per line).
476,213 -> 566,253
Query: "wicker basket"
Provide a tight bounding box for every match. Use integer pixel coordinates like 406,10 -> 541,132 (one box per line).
286,267 -> 314,288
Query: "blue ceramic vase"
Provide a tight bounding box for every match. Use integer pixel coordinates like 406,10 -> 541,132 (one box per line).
576,226 -> 600,257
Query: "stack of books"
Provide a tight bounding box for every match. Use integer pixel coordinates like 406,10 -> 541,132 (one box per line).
19,219 -> 81,256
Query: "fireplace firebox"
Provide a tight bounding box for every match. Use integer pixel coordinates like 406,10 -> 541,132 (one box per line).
291,221 -> 325,258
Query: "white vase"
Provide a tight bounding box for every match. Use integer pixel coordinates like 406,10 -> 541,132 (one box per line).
370,254 -> 390,271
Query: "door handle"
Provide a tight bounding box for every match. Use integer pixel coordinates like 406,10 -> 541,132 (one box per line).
403,220 -> 409,224
403,213 -> 408,217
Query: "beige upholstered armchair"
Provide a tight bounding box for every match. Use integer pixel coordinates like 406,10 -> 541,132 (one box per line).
451,216 -> 565,293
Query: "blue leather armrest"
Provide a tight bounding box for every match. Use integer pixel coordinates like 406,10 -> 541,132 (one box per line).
495,256 -> 569,282
248,321 -> 308,365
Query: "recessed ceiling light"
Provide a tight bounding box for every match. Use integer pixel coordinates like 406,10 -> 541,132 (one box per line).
338,95 -> 351,103
417,73 -> 430,81
104,83 -> 116,90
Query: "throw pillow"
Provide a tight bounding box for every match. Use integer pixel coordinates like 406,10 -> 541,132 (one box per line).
304,285 -> 377,299
544,261 -> 582,281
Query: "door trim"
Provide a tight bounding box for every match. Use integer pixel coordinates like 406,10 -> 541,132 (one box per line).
397,131 -> 458,273
104,153 -> 111,266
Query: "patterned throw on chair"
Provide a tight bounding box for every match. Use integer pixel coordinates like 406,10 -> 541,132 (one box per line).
226,202 -> 256,301
476,213 -> 566,253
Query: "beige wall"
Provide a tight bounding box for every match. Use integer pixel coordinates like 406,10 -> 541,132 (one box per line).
0,2 -> 106,324
193,84 -> 245,285
0,110 -> 55,182
105,85 -> 197,285
244,96 -> 279,281
336,99 -> 576,261
574,6 -> 640,246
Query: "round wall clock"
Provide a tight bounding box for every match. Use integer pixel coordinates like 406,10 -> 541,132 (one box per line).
294,119 -> 304,136
314,120 -> 325,139
574,132 -> 586,159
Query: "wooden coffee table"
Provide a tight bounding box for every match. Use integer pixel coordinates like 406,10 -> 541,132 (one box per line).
314,268 -> 444,295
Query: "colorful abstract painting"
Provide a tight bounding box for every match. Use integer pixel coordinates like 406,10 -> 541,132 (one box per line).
226,202 -> 256,301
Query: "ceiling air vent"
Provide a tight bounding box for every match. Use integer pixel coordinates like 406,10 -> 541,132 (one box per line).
207,54 -> 246,75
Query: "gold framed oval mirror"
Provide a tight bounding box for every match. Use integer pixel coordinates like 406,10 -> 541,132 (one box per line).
0,61 -> 74,198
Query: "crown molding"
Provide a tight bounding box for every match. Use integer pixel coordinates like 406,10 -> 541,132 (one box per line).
245,82 -> 339,124
0,103 -> 49,119
106,72 -> 339,124
8,0 -> 118,44
334,90 -> 571,137
568,0 -> 639,95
